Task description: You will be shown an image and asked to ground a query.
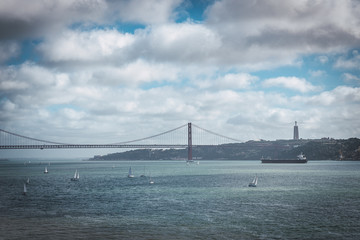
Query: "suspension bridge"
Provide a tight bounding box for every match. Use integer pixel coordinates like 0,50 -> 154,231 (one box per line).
0,123 -> 242,160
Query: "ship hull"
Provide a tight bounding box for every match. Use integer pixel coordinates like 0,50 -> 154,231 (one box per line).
261,159 -> 307,164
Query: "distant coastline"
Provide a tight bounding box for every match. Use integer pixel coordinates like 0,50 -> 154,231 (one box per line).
89,138 -> 360,161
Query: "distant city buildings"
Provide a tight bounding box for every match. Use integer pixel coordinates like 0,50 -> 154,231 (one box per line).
293,121 -> 299,140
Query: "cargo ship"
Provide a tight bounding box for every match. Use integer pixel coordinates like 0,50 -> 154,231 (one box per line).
261,153 -> 307,164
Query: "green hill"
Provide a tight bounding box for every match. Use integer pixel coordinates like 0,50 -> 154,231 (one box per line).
89,138 -> 360,161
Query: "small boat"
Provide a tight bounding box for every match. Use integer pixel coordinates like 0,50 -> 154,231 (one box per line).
128,167 -> 135,178
149,175 -> 154,184
248,175 -> 258,187
297,152 -> 307,161
44,167 -> 48,174
186,160 -> 200,165
71,170 -> 80,181
22,183 -> 27,195
26,178 -> 30,184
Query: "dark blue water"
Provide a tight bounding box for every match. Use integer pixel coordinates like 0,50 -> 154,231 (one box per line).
1,160 -> 360,239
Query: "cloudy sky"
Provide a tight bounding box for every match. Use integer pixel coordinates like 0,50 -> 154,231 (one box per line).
1,0 -> 360,158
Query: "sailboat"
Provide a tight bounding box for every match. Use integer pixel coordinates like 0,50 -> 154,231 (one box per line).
26,178 -> 30,184
149,173 -> 154,184
248,175 -> 258,187
140,167 -> 146,177
71,170 -> 80,181
44,167 -> 48,174
128,167 -> 135,178
22,183 -> 27,195
149,176 -> 154,184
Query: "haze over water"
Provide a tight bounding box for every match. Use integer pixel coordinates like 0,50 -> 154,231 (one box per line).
1,159 -> 359,239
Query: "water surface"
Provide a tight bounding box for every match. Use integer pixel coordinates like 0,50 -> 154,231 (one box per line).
1,160 -> 359,239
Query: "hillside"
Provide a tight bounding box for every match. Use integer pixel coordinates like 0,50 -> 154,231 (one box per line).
89,138 -> 360,161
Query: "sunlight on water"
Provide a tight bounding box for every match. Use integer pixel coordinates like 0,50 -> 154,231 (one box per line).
1,160 -> 360,239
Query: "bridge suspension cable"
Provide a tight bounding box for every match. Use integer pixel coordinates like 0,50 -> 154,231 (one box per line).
0,129 -> 69,145
192,123 -> 242,143
113,123 -> 188,145
0,123 -> 242,149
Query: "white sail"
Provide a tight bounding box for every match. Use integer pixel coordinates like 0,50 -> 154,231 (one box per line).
44,167 -> 48,173
149,177 -> 154,184
71,170 -> 79,181
149,173 -> 154,184
23,183 -> 27,195
249,175 -> 257,187
128,167 -> 134,178
26,178 -> 30,184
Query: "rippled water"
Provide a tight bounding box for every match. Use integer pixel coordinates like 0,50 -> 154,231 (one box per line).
1,160 -> 360,239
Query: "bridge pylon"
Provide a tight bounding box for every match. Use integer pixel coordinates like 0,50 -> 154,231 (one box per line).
188,122 -> 192,161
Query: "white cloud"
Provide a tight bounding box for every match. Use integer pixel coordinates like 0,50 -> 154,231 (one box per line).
37,22 -> 223,68
1,0 -> 360,158
296,86 -> 360,138
0,62 -> 64,90
342,73 -> 360,83
0,41 -> 19,62
93,60 -> 180,86
38,29 -> 135,62
0,0 -> 106,20
334,50 -> 360,69
18,0 -> 359,72
0,80 -> 28,91
1,0 -> 359,71
113,0 -> 182,24
306,86 -> 360,106
1,99 -> 17,111
196,73 -> 258,90
262,77 -> 320,93
137,22 -> 222,64
309,70 -> 326,78
204,0 -> 360,68
1,64 -> 359,147
61,108 -> 87,121
228,86 -> 360,139
217,73 -> 258,89
0,0 -> 108,40
317,56 -> 329,64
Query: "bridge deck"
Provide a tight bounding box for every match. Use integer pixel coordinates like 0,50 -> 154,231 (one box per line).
0,144 -> 220,149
